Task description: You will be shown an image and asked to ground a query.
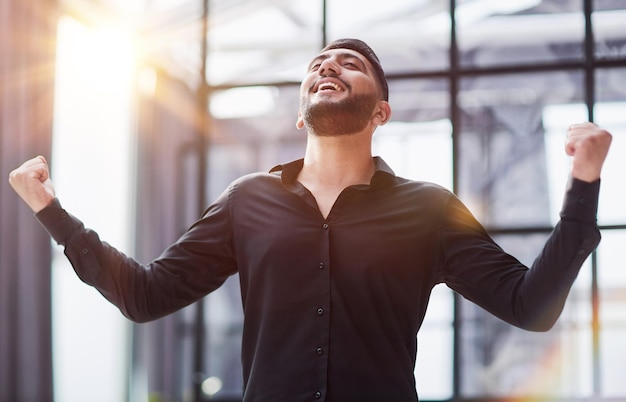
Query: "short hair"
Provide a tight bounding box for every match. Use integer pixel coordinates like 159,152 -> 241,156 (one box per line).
321,38 -> 389,101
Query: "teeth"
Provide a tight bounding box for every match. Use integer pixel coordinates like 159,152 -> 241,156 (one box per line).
318,82 -> 341,92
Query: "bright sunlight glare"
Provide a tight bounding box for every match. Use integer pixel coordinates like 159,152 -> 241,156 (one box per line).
58,16 -> 136,93
53,15 -> 137,402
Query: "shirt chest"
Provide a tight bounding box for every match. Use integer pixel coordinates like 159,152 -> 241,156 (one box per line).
232,186 -> 442,303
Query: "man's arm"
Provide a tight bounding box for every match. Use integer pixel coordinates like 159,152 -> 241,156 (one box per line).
442,122 -> 612,331
9,155 -> 237,323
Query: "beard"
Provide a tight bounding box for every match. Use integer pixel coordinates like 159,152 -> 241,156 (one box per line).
299,92 -> 379,136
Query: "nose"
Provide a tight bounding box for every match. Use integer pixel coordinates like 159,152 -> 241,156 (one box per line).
318,57 -> 339,76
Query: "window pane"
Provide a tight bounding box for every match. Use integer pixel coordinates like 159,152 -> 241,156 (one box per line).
52,17 -> 135,402
328,0 -> 450,73
458,71 -> 586,227
457,0 -> 584,68
208,85 -> 305,188
204,276 -> 245,399
375,78 -> 452,188
139,0 -> 204,88
593,1 -> 626,60
595,68 -> 626,225
543,102 -> 589,224
597,230 -> 626,397
207,0 -> 322,85
415,286 -> 454,400
459,233 -> 594,398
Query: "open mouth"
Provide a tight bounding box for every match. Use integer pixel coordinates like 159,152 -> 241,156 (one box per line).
317,82 -> 343,92
314,78 -> 346,94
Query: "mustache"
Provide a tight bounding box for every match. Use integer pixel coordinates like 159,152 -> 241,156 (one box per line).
309,74 -> 351,92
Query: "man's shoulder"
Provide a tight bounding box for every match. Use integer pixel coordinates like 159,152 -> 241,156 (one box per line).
227,171 -> 283,195
391,175 -> 454,196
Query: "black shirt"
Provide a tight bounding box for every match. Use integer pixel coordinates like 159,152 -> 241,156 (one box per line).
36,157 -> 601,402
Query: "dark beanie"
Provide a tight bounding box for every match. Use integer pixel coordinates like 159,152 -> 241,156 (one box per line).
321,38 -> 389,101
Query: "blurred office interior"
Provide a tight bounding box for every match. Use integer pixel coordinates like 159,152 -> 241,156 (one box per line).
1,0 -> 626,401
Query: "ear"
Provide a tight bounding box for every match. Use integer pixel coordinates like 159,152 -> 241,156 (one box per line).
296,111 -> 305,129
373,101 -> 392,126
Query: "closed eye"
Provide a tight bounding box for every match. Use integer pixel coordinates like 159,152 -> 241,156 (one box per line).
341,56 -> 366,71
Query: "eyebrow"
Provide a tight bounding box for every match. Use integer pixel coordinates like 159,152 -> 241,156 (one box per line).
307,52 -> 368,71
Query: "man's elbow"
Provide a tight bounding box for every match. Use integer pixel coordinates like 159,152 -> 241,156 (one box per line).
515,305 -> 563,332
518,318 -> 557,332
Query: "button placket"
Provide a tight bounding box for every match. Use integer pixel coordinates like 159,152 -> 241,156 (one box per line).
313,218 -> 331,401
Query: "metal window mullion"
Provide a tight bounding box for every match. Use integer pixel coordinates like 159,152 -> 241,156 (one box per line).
449,0 -> 462,400
322,0 -> 328,48
193,0 -> 211,401
583,0 -> 602,397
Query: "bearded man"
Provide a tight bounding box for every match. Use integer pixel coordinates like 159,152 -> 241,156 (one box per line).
9,38 -> 612,402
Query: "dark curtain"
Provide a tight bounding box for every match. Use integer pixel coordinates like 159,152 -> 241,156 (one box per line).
0,0 -> 58,401
131,69 -> 205,401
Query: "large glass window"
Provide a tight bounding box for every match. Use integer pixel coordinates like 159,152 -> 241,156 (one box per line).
597,230 -> 626,396
104,1 -> 626,401
195,2 -> 626,401
594,0 -> 626,60
595,68 -> 626,225
328,0 -> 451,73
456,0 -> 585,68
459,234 -> 595,398
51,16 -> 134,402
207,0 -> 322,85
457,71 -> 586,227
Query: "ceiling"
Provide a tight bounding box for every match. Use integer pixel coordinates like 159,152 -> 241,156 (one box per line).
59,0 -> 626,90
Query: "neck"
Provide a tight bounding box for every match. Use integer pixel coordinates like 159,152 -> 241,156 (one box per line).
299,131 -> 375,188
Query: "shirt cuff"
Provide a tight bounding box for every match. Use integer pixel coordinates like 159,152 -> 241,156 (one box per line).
560,177 -> 600,223
35,198 -> 83,246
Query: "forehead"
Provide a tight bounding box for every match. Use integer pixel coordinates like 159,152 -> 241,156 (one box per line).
308,48 -> 371,68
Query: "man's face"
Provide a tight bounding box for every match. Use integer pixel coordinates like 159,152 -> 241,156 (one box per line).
297,48 -> 383,136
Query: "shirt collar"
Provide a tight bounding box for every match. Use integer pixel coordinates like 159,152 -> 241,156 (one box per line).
269,156 -> 397,189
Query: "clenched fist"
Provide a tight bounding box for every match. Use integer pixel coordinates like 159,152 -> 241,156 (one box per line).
8,155 -> 56,213
566,122 -> 612,183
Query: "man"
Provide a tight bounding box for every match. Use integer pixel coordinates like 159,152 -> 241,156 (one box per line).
9,39 -> 612,401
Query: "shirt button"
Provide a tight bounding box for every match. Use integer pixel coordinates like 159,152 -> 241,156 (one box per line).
81,248 -> 89,254
315,391 -> 322,399
322,223 -> 329,229
317,308 -> 324,315
318,262 -> 325,270
316,347 -> 324,355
